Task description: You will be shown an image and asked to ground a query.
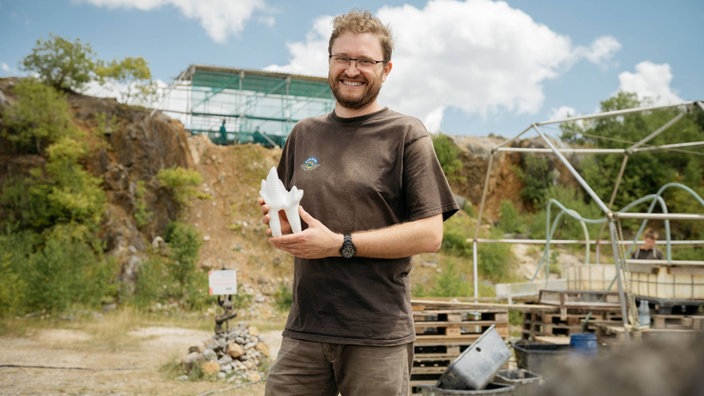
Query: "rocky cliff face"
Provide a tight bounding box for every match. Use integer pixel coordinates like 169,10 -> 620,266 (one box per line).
69,93 -> 196,279
452,135 -> 526,217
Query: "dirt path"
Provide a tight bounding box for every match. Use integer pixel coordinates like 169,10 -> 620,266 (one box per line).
0,327 -> 282,396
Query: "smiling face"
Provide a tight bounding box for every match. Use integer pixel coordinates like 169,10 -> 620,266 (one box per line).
328,32 -> 392,118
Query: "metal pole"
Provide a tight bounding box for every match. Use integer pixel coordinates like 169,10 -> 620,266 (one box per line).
633,141 -> 704,153
533,126 -> 611,214
534,101 -> 697,127
496,147 -> 624,154
471,149 -> 497,301
616,213 -> 704,221
608,218 -> 630,341
629,111 -> 686,151
472,240 -> 479,302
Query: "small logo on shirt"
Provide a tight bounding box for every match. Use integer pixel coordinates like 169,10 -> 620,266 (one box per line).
301,156 -> 320,171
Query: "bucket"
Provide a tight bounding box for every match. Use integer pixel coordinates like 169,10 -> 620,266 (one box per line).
511,341 -> 571,378
419,383 -> 516,395
569,333 -> 597,357
436,325 -> 511,390
494,369 -> 542,396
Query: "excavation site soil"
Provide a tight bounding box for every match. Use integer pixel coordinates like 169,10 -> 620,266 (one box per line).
0,325 -> 281,395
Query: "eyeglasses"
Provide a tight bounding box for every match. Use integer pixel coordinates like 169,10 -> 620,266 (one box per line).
329,55 -> 386,69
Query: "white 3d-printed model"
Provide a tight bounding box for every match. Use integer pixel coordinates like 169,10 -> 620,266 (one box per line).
259,167 -> 304,237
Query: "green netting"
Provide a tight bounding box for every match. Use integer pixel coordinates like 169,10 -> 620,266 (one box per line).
178,66 -> 335,147
191,69 -> 332,99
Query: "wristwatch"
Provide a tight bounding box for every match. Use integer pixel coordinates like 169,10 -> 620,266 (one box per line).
340,233 -> 356,259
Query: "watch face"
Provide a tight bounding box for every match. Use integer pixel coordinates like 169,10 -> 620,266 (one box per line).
341,235 -> 356,259
341,244 -> 356,259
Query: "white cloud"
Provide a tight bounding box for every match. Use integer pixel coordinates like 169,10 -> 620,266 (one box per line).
264,0 -> 607,131
618,61 -> 682,105
574,36 -> 621,67
265,16 -> 332,77
424,107 -> 445,133
78,0 -> 267,43
1,63 -> 10,73
548,106 -> 578,121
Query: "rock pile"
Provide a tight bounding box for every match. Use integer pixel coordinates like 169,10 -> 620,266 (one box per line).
180,323 -> 270,384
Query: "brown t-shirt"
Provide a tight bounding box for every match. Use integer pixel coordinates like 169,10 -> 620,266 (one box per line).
277,108 -> 458,346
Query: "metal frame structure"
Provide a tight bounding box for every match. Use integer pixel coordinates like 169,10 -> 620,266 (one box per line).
472,100 -> 704,336
157,65 -> 335,147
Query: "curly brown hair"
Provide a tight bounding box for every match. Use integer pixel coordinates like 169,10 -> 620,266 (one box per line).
328,9 -> 393,62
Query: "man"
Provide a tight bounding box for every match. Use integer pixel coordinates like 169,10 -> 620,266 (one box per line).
631,228 -> 664,260
258,9 -> 458,396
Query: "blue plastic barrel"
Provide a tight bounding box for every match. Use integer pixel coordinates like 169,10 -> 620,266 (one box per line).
569,333 -> 597,357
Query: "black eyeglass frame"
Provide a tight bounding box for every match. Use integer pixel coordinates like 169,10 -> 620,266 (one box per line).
328,55 -> 387,68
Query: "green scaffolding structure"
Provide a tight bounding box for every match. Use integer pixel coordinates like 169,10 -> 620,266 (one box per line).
160,65 -> 335,147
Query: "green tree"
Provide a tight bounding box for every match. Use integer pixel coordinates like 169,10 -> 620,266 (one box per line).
563,92 -> 703,212
164,222 -> 203,306
96,56 -> 158,105
0,78 -> 77,154
21,35 -> 96,92
515,154 -> 553,209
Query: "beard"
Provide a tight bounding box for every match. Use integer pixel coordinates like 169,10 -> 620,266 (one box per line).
328,73 -> 383,110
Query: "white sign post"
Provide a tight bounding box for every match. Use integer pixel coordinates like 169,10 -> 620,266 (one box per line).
208,269 -> 237,295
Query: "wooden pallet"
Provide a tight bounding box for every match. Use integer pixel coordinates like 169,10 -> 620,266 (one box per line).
594,320 -> 703,348
409,300 -> 510,395
538,289 -> 622,320
521,310 -> 622,340
638,296 -> 704,315
652,314 -> 704,330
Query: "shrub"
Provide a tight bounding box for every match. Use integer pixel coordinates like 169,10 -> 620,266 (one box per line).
0,78 -> 77,154
441,212 -> 473,257
0,233 -> 31,317
477,230 -> 513,282
432,134 -> 465,183
23,225 -> 114,314
133,180 -> 153,228
44,137 -> 106,226
430,260 -> 471,297
274,282 -> 293,312
156,167 -> 203,208
165,222 -> 201,289
497,199 -> 525,235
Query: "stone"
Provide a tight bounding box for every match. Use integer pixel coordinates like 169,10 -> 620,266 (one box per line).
182,351 -> 202,372
248,372 -> 262,383
201,361 -> 221,376
218,355 -> 233,365
203,349 -> 218,361
255,341 -> 270,357
226,342 -> 245,359
188,345 -> 204,354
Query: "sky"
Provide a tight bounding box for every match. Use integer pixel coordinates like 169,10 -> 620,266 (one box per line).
1,0 -> 702,137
